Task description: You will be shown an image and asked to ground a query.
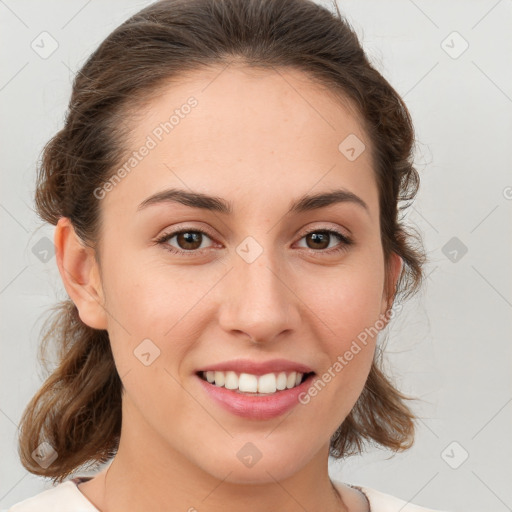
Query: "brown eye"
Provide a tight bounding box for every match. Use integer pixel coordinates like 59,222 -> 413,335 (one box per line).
156,229 -> 215,255
297,229 -> 353,255
175,231 -> 204,251
305,232 -> 331,250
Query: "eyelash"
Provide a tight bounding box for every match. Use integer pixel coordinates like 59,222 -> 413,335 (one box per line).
154,226 -> 353,257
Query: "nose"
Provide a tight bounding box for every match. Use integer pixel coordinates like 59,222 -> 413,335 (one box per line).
217,249 -> 300,345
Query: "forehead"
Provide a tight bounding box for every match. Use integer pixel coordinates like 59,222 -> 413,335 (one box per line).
102,64 -> 377,218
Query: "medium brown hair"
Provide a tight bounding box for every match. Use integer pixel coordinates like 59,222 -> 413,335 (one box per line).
19,0 -> 426,484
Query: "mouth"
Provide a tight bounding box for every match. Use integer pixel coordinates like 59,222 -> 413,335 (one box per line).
196,370 -> 316,396
193,358 -> 317,419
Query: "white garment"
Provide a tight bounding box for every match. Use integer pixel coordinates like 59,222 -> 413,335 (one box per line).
4,476 -> 448,511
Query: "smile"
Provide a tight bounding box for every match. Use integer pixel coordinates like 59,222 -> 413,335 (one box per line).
198,370 -> 314,395
195,370 -> 317,420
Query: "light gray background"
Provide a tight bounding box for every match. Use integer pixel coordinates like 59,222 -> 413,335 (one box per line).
1,1 -> 511,511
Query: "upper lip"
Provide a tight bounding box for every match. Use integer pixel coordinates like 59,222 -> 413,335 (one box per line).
196,358 -> 315,376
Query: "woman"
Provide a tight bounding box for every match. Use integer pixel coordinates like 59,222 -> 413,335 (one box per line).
8,0 -> 447,510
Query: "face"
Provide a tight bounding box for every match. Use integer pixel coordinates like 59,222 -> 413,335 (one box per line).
64,65 -> 401,485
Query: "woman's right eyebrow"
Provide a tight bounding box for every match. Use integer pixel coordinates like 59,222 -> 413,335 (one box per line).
136,187 -> 370,217
137,188 -> 232,214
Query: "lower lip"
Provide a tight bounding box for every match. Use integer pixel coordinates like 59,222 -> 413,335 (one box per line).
195,373 -> 315,420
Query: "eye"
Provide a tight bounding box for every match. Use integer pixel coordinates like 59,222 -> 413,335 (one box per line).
155,228 -> 216,256
296,228 -> 353,255
155,226 -> 353,257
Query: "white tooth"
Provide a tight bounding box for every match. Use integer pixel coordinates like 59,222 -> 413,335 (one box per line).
258,373 -> 277,393
214,371 -> 225,387
224,371 -> 239,390
211,370 -> 304,392
239,373 -> 258,392
286,371 -> 297,389
276,372 -> 287,390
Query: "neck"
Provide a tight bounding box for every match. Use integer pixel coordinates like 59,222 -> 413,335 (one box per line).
80,396 -> 349,512
97,448 -> 346,512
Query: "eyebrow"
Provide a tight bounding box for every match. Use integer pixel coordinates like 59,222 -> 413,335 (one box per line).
137,187 -> 369,216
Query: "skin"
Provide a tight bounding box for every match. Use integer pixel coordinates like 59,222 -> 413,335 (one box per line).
55,64 -> 402,512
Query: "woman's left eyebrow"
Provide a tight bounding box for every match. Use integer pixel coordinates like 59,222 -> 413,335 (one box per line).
137,187 -> 369,217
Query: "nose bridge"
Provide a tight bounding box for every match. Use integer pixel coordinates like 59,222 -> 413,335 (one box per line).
218,242 -> 298,342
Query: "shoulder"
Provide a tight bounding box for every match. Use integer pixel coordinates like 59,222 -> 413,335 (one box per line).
5,478 -> 99,512
332,479 -> 450,512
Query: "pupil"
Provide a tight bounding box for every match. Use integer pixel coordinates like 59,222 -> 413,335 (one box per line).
309,232 -> 328,249
179,232 -> 201,250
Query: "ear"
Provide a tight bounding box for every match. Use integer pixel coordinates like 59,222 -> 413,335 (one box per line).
380,251 -> 403,321
54,217 -> 108,330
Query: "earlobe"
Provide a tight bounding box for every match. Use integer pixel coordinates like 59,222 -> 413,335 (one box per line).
54,217 -> 108,330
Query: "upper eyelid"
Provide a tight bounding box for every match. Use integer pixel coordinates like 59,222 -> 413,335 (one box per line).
296,224 -> 350,238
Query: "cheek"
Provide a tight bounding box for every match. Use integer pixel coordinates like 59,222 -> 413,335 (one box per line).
297,262 -> 384,406
100,257 -> 224,380
102,252 -> 208,331
301,259 -> 385,345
